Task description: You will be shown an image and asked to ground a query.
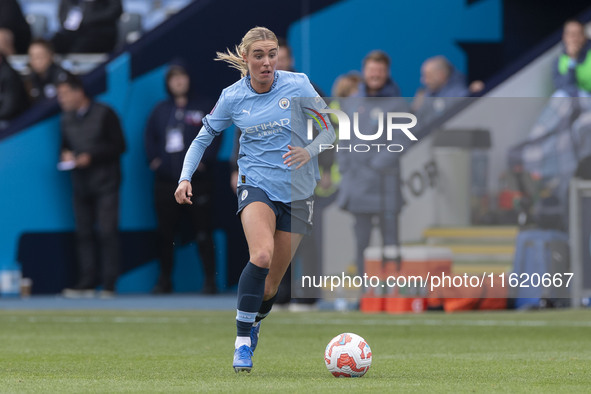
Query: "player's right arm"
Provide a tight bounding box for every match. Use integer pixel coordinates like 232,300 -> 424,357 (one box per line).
175,89 -> 233,205
175,127 -> 215,205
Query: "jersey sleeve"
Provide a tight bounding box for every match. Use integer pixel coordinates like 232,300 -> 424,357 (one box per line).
299,74 -> 336,158
202,89 -> 233,136
179,126 -> 215,183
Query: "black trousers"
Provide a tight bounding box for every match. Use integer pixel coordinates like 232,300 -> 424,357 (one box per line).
73,189 -> 120,290
352,211 -> 399,275
153,178 -> 216,288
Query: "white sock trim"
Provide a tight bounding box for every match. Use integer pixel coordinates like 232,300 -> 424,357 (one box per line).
235,336 -> 251,349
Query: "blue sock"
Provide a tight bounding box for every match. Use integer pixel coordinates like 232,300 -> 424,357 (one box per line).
236,262 -> 269,337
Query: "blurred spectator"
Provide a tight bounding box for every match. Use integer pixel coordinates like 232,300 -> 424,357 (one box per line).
0,29 -> 16,56
507,20 -> 591,230
0,53 -> 29,123
144,61 -> 219,294
337,51 -> 408,277
553,19 -> 591,97
316,72 -> 362,200
411,56 -> 485,124
276,37 -> 292,72
356,49 -> 400,97
411,56 -> 468,114
421,56 -> 468,97
332,72 -> 362,99
57,74 -> 125,298
289,73 -> 360,310
52,0 -> 123,54
0,0 -> 32,54
24,39 -> 70,103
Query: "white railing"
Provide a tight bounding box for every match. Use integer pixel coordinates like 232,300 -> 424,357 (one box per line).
8,53 -> 109,76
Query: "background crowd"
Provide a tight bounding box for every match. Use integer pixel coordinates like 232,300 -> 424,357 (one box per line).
1,0 -> 590,301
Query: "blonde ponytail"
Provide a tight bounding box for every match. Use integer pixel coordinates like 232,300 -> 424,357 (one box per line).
215,26 -> 278,78
215,45 -> 248,77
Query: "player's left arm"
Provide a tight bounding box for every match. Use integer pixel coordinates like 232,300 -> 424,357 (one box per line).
283,144 -> 312,169
304,75 -> 336,159
284,75 -> 336,169
284,104 -> 335,169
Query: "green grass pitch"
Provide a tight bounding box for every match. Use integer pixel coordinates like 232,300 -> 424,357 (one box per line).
0,309 -> 590,392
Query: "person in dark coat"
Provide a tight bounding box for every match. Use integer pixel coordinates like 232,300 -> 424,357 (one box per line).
145,61 -> 220,294
337,50 -> 409,276
0,0 -> 32,54
52,0 -> 122,54
0,53 -> 29,124
57,74 -> 125,297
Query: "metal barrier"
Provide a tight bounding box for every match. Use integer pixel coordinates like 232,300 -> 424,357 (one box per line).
569,178 -> 591,306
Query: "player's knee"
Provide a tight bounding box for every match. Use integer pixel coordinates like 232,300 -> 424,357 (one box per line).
250,250 -> 272,269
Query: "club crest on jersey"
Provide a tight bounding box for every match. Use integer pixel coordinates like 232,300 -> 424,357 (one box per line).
241,189 -> 248,201
278,98 -> 290,109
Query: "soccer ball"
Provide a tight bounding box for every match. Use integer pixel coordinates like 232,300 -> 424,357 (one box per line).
324,333 -> 372,377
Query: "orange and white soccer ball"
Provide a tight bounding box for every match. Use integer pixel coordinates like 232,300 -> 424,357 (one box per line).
324,333 -> 372,377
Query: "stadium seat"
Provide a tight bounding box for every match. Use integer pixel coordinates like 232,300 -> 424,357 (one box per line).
123,0 -> 154,13
117,12 -> 143,48
20,0 -> 60,36
123,0 -> 155,30
160,0 -> 192,12
6,55 -> 30,75
60,54 -> 109,74
26,14 -> 49,39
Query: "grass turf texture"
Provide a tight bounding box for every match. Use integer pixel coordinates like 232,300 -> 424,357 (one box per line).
0,309 -> 590,392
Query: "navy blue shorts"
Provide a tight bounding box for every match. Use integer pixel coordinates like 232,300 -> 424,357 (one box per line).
236,186 -> 313,235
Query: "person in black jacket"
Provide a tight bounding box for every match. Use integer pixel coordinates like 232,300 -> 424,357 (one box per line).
57,74 -> 125,298
0,53 -> 29,124
0,0 -> 31,54
52,0 -> 122,54
24,39 -> 70,103
145,61 -> 219,294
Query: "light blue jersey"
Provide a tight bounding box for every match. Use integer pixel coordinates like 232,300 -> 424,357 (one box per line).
179,70 -> 335,203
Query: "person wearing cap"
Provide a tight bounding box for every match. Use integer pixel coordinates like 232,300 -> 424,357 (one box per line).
145,60 -> 220,294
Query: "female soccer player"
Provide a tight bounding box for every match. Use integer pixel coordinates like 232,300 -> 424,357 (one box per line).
174,27 -> 335,373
